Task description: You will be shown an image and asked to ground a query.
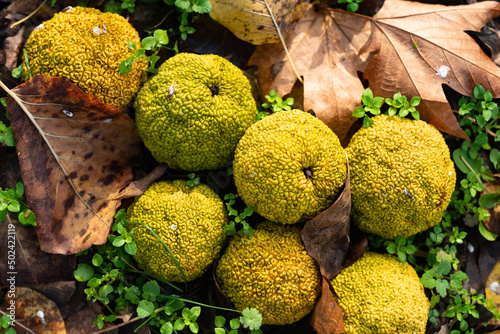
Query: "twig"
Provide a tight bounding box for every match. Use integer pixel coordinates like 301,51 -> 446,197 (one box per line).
120,257 -> 182,293
453,111 -> 498,138
0,310 -> 36,334
263,0 -> 303,85
10,0 -> 48,29
89,307 -> 165,334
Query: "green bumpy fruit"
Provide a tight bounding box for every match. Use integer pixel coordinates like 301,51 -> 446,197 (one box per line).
346,114 -> 456,239
331,252 -> 430,334
216,221 -> 321,325
233,109 -> 347,224
134,53 -> 256,171
23,6 -> 147,110
127,180 -> 228,282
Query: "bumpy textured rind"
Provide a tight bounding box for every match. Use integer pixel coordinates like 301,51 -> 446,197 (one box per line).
216,221 -> 321,325
233,109 -> 347,224
23,6 -> 147,110
346,115 -> 456,239
126,180 -> 228,282
134,53 -> 256,171
331,252 -> 430,334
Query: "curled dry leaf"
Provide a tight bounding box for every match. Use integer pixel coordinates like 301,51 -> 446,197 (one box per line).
356,0 -> 500,139
309,276 -> 344,334
301,166 -> 351,280
248,5 -> 369,141
114,164 -> 168,200
209,0 -> 308,45
3,287 -> 66,334
4,75 -> 143,255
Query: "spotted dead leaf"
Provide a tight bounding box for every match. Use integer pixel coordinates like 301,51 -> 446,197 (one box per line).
2,287 -> 66,334
355,0 -> 500,139
248,5 -> 369,141
301,166 -> 351,280
4,75 -> 142,255
209,0 -> 308,45
309,276 -> 344,334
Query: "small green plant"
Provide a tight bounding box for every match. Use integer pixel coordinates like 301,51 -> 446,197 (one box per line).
164,0 -> 212,13
186,173 -> 200,187
337,0 -> 364,12
353,88 -> 421,127
385,92 -> 421,120
0,314 -> 16,334
108,0 -> 212,14
223,193 -> 254,236
1,99 -> 15,148
256,89 -> 294,121
385,235 -> 418,263
119,29 -> 170,75
75,209 -> 262,333
0,182 -> 37,226
451,84 -> 500,241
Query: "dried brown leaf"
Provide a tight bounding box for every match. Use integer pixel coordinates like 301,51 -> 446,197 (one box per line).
357,0 -> 500,139
5,75 -> 142,255
114,164 -> 167,200
301,166 -> 350,280
308,276 -> 344,334
2,287 -> 66,334
0,215 -> 75,286
65,302 -> 118,334
209,0 -> 308,45
248,6 -> 370,141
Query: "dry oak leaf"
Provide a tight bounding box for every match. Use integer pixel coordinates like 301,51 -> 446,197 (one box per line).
357,0 -> 500,139
5,75 -> 142,255
248,5 -> 370,141
209,0 -> 308,45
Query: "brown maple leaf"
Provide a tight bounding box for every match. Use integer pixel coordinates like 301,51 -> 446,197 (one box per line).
4,75 -> 143,255
248,5 -> 370,141
355,0 -> 500,139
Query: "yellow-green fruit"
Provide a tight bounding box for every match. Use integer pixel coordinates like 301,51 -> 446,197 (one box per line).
134,53 -> 256,171
331,252 -> 430,334
216,221 -> 321,325
127,180 -> 228,282
23,6 -> 147,110
233,109 -> 347,224
346,115 -> 456,239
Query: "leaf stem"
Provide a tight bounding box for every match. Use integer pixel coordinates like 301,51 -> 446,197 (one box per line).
128,221 -> 188,291
460,155 -> 485,187
120,257 -> 183,293
10,0 -> 48,29
90,307 -> 166,334
263,0 -> 303,84
454,111 -> 498,138
0,310 -> 35,334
